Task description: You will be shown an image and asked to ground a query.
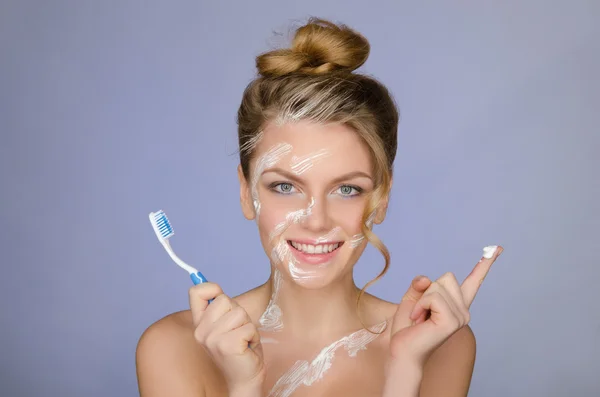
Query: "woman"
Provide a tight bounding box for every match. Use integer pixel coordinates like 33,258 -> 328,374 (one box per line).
136,18 -> 503,397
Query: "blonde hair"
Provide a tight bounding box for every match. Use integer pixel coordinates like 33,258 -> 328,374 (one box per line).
236,18 -> 399,331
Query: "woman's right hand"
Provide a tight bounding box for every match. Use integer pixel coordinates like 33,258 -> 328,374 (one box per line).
189,282 -> 266,395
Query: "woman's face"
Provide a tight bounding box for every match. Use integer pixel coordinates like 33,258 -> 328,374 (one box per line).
239,120 -> 385,289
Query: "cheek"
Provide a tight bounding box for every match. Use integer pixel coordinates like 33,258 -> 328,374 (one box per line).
329,198 -> 366,235
256,194 -> 306,240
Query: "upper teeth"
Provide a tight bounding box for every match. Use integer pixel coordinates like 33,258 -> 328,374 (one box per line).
290,241 -> 340,254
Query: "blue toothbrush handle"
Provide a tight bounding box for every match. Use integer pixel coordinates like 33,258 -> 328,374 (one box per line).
190,270 -> 249,347
190,271 -> 209,285
190,271 -> 214,304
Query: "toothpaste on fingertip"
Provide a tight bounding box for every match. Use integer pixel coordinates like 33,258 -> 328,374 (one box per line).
482,245 -> 498,259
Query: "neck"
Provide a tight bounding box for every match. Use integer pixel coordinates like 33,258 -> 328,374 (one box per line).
260,267 -> 364,341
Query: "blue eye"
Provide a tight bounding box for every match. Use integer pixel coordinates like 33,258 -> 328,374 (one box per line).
337,185 -> 361,197
272,182 -> 296,195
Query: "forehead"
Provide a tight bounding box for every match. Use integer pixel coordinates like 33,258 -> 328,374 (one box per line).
253,120 -> 372,172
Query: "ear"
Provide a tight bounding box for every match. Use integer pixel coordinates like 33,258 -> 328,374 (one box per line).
373,178 -> 392,225
238,164 -> 256,220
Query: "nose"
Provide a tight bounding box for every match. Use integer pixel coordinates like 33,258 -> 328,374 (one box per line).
302,196 -> 331,233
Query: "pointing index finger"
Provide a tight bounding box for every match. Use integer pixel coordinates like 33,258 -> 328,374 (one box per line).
461,245 -> 503,308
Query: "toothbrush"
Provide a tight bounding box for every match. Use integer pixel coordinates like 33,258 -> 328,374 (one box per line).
149,210 -> 209,286
149,210 -> 251,347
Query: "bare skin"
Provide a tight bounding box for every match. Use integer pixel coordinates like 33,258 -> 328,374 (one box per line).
136,285 -> 475,397
137,121 -> 479,397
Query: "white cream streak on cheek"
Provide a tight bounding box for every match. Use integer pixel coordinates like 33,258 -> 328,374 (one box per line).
349,234 -> 365,248
262,198 -> 315,331
268,198 -> 315,241
251,143 -> 293,218
268,198 -> 322,282
271,240 -> 319,281
268,320 -> 388,397
289,149 -> 330,175
349,210 -> 376,248
258,269 -> 284,332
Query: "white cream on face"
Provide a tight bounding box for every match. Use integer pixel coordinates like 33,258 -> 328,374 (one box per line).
269,197 -> 323,283
349,234 -> 365,248
268,320 -> 387,397
262,173 -> 323,282
269,197 -> 315,241
349,210 -> 376,248
260,197 -> 320,334
253,143 -> 295,333
314,227 -> 342,244
289,149 -> 330,175
251,143 -> 293,218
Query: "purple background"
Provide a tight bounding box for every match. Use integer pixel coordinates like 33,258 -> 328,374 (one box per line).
1,1 -> 598,396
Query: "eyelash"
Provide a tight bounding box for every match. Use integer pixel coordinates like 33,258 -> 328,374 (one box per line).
268,182 -> 363,198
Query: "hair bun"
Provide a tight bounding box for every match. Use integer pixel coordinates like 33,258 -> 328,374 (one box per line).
256,18 -> 370,77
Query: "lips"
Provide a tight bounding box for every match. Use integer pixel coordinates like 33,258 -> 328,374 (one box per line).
287,240 -> 343,265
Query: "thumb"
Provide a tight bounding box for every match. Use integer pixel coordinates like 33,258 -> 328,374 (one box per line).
391,276 -> 432,335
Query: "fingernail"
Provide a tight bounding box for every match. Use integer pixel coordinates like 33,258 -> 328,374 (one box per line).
482,245 -> 498,259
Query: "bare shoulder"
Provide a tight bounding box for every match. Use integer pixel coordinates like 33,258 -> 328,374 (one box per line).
232,282 -> 272,323
360,291 -> 400,324
429,324 -> 476,364
420,325 -> 477,397
136,310 -> 226,397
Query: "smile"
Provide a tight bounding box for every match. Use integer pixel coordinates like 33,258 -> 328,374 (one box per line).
288,240 -> 343,254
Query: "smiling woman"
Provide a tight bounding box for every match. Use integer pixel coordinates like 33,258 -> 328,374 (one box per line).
135,17 -> 502,397
242,121 -> 381,292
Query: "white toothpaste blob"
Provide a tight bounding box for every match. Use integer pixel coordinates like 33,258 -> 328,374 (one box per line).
482,245 -> 498,259
251,143 -> 293,218
289,149 -> 330,175
268,320 -> 387,397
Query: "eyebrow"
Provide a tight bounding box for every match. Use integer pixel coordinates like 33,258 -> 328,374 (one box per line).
261,167 -> 373,185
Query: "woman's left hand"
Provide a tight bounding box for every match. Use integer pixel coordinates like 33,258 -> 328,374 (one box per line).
388,245 -> 504,368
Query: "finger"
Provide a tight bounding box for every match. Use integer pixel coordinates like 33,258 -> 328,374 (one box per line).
195,296 -> 237,346
189,282 -> 224,326
402,276 -> 432,302
410,283 -> 461,323
436,272 -> 465,306
461,245 -> 503,307
436,273 -> 470,320
391,276 -> 432,334
201,294 -> 236,325
410,291 -> 460,329
221,322 -> 261,355
211,305 -> 251,335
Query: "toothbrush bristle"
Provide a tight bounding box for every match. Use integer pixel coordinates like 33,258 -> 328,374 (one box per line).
153,210 -> 174,239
